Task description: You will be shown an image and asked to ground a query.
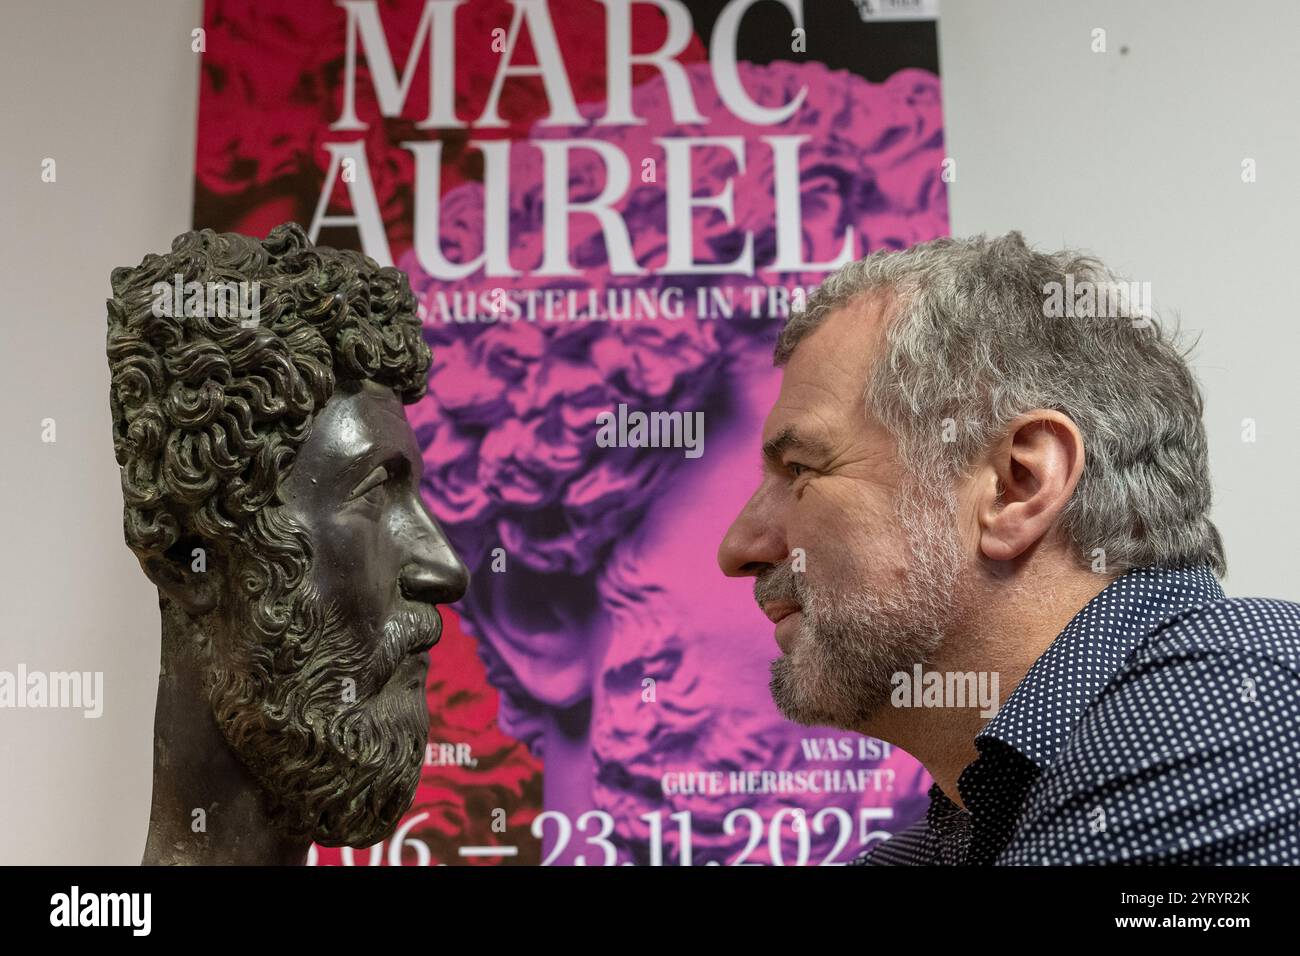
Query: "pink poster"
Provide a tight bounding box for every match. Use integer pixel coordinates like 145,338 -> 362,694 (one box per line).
192,0 -> 948,865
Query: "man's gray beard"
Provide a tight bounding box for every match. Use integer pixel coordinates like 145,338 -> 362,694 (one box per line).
764,477 -> 965,729
209,582 -> 437,848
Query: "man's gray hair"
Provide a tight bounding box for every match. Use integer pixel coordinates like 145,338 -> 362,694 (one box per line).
775,232 -> 1226,577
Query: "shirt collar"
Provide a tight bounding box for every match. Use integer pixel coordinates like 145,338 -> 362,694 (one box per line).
973,563 -> 1225,769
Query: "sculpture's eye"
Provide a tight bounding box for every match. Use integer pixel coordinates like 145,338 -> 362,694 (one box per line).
349,464 -> 390,503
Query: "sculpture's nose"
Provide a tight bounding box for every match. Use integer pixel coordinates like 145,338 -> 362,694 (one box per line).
399,500 -> 470,606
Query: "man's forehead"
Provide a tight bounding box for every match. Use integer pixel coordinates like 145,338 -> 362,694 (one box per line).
764,293 -> 892,443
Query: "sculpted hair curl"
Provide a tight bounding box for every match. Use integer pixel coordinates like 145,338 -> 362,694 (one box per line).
106,223 -> 431,636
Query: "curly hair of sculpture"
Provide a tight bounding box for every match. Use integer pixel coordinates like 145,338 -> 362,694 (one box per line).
107,223 -> 469,865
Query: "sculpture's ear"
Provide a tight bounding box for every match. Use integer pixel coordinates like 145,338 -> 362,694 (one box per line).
138,541 -> 220,616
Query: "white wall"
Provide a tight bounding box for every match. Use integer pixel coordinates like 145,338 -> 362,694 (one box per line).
0,0 -> 203,864
0,0 -> 1296,864
937,0 -> 1300,601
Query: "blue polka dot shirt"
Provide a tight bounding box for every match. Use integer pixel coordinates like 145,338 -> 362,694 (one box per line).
851,564 -> 1300,865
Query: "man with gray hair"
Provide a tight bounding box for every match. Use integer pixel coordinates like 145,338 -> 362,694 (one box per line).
718,232 -> 1300,865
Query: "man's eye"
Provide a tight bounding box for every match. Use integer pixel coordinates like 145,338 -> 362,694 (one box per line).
350,465 -> 389,501
786,461 -> 809,479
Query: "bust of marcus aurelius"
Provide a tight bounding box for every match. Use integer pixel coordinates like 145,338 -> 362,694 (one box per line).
106,223 -> 468,865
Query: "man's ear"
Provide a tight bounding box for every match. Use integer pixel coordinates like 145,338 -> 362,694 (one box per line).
976,410 -> 1086,564
138,540 -> 220,616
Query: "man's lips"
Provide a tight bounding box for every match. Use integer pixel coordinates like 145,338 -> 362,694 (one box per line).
762,602 -> 801,625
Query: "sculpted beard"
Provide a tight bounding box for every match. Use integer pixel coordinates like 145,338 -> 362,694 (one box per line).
762,476 -> 965,729
209,549 -> 439,847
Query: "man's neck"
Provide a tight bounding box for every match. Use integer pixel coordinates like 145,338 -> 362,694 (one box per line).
865,563 -> 1114,810
142,601 -> 310,865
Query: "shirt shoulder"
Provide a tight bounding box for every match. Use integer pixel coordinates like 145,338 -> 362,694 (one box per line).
1139,595 -> 1300,669
849,818 -> 934,866
1000,596 -> 1300,864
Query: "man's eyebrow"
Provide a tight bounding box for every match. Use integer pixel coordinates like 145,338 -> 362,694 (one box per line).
762,426 -> 832,464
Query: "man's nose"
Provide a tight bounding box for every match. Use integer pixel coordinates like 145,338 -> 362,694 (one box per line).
717,486 -> 786,578
399,501 -> 470,606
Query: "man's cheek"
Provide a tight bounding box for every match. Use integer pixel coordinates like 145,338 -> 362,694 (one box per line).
798,479 -> 876,532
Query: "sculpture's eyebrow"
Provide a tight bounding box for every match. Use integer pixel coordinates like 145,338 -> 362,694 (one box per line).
347,460 -> 391,498
762,425 -> 833,466
341,436 -> 421,489
339,443 -> 380,481
343,444 -> 405,482
332,396 -> 423,488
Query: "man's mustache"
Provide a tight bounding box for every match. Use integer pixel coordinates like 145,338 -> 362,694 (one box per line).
754,560 -> 805,610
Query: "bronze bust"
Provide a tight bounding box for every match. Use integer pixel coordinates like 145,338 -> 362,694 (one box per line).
106,223 -> 469,865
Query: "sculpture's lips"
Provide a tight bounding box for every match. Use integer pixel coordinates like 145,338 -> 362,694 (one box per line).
393,607 -> 442,690
412,625 -> 440,655
403,649 -> 432,690
404,606 -> 444,655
